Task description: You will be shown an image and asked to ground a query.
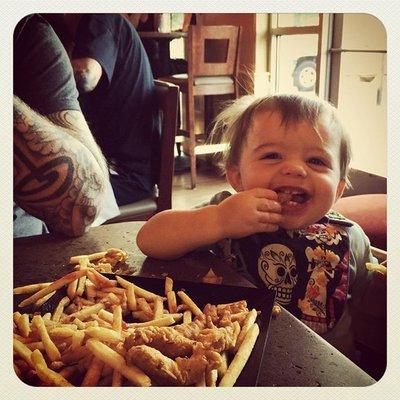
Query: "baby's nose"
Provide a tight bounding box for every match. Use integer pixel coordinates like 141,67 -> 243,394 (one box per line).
280,161 -> 307,177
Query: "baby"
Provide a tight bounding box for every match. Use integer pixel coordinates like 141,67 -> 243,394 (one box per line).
137,94 -> 385,363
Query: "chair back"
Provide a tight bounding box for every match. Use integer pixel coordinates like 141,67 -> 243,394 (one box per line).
105,80 -> 179,223
188,25 -> 241,77
154,79 -> 179,212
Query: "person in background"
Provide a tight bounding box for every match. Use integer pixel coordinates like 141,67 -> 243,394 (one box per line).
68,13 -> 161,206
136,94 -> 386,366
14,14 -> 109,237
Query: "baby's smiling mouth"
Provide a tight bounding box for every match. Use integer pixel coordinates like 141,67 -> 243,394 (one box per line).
276,187 -> 310,206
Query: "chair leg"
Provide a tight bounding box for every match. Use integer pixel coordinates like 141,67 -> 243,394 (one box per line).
186,90 -> 197,189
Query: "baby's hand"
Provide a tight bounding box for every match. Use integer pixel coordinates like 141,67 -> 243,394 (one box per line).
216,188 -> 282,239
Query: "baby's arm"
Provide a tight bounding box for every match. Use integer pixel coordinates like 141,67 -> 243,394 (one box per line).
136,188 -> 282,260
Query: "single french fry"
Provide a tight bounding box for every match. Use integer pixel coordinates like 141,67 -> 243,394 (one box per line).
36,363 -> 74,386
70,330 -> 86,351
177,291 -> 203,317
42,313 -> 51,322
13,282 -> 52,295
32,315 -> 61,362
52,296 -> 70,322
67,279 -> 78,300
205,369 -> 218,387
68,303 -> 104,321
183,310 -> 192,324
16,313 -> 31,338
34,291 -> 56,308
167,291 -> 177,313
86,268 -> 116,289
69,251 -> 107,265
84,326 -> 122,344
13,338 -> 34,369
13,311 -> 22,324
48,327 -> 77,339
30,348 -> 47,369
85,338 -> 151,387
18,269 -> 87,308
126,284 -> 137,311
112,305 -> 123,334
116,276 -> 159,301
164,276 -> 173,294
81,356 -> 104,386
234,308 -> 258,352
76,275 -> 87,297
152,297 -> 164,320
103,292 -> 120,305
219,323 -> 260,387
98,309 -> 114,324
90,314 -> 113,328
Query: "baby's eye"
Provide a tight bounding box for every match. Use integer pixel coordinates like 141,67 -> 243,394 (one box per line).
307,157 -> 326,166
262,152 -> 281,160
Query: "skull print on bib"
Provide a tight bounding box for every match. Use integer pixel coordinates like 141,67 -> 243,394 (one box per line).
258,244 -> 298,305
236,214 -> 351,335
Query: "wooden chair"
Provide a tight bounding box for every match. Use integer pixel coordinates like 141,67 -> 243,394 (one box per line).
160,25 -> 241,188
105,80 -> 179,223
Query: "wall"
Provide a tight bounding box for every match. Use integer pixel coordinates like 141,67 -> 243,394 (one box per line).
333,14 -> 387,177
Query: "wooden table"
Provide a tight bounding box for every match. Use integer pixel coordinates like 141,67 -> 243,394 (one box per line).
14,221 -> 375,386
138,31 -> 187,77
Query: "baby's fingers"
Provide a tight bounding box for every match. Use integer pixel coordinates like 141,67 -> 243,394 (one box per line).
257,198 -> 281,213
258,211 -> 282,225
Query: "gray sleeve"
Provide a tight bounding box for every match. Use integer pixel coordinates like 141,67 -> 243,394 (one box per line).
14,14 -> 80,115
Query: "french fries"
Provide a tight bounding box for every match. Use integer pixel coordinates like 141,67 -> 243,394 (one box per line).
13,249 -> 262,387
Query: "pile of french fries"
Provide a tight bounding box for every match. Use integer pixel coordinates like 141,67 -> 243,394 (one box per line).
13,249 -> 261,387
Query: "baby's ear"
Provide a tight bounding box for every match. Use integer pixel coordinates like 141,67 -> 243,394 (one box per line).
335,179 -> 346,201
226,165 -> 243,192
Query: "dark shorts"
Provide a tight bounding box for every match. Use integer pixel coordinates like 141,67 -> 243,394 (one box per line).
110,173 -> 154,206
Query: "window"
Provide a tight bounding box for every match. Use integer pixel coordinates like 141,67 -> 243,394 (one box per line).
268,14 -> 323,96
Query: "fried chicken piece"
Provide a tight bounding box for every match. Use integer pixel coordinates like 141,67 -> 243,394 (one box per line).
216,300 -> 248,314
126,344 -> 222,386
127,345 -> 181,386
173,321 -> 203,339
175,344 -> 222,386
124,326 -> 197,358
196,322 -> 241,352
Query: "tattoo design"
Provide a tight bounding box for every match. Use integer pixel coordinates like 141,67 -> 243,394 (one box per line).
14,97 -> 104,236
14,146 -> 74,202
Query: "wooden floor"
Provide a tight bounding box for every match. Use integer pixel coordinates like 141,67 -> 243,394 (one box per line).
171,160 -> 230,210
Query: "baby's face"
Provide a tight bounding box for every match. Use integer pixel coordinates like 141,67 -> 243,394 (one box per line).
227,110 -> 345,230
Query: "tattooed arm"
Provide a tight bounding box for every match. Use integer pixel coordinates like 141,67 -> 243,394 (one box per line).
14,96 -> 107,237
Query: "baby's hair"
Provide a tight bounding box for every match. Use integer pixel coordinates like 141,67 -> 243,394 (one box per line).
210,93 -> 352,186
